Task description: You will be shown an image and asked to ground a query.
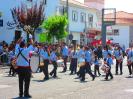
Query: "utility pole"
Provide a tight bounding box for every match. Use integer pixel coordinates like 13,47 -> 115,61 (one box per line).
66,0 -> 69,44
101,8 -> 116,47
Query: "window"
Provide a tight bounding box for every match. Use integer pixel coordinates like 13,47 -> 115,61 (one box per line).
88,14 -> 93,28
80,12 -> 86,22
44,0 -> 47,5
113,29 -> 119,35
72,11 -> 78,22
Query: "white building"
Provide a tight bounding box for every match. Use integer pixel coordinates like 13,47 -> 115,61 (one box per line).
106,11 -> 133,48
0,0 -> 101,44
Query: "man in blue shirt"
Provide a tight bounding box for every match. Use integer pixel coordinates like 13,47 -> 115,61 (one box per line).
15,37 -> 34,98
50,48 -> 58,78
127,47 -> 133,76
61,42 -> 68,72
70,46 -> 78,75
114,47 -> 123,75
76,45 -> 86,82
39,45 -> 49,80
85,46 -> 95,81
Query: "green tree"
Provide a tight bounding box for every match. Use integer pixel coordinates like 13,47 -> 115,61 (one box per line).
41,15 -> 68,42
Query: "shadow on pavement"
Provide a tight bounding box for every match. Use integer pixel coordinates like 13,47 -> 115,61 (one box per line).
125,76 -> 133,78
100,79 -> 112,81
32,77 -> 61,82
12,97 -> 31,99
74,80 -> 88,83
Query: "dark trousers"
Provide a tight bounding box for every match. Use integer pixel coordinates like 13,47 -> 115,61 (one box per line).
94,65 -> 101,76
50,61 -> 58,77
70,58 -> 77,74
85,62 -> 95,78
128,63 -> 133,75
63,56 -> 68,71
116,60 -> 123,74
80,66 -> 86,81
43,60 -> 49,79
9,64 -> 16,76
17,68 -> 31,96
105,68 -> 113,79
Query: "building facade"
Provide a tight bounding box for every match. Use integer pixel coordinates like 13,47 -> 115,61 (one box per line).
106,11 -> 133,48
0,0 -> 101,44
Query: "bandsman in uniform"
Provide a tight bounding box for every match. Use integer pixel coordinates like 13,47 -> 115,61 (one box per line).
39,45 -> 49,81
15,37 -> 34,98
127,46 -> 133,76
69,46 -> 78,75
105,53 -> 113,80
85,46 -> 95,81
49,48 -> 58,78
114,46 -> 123,75
61,42 -> 68,72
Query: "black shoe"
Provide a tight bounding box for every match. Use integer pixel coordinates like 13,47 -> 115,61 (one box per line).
110,77 -> 113,80
69,72 -> 73,75
61,70 -> 66,73
104,78 -> 108,81
49,72 -> 53,76
80,78 -> 85,82
24,94 -> 32,98
53,75 -> 57,78
19,95 -> 23,98
92,76 -> 95,81
74,76 -> 80,79
120,72 -> 123,75
115,73 -> 118,75
43,77 -> 49,81
99,74 -> 101,76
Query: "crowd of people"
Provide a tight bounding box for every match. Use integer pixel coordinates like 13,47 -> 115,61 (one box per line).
0,37 -> 133,98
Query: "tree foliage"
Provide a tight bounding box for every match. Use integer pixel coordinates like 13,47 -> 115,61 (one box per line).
11,0 -> 45,40
41,15 -> 68,41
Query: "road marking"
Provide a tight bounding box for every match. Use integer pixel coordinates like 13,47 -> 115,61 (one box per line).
0,85 -> 12,89
125,89 -> 133,93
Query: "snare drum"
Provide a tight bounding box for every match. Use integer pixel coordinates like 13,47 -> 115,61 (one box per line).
78,62 -> 86,67
30,53 -> 40,73
101,64 -> 110,73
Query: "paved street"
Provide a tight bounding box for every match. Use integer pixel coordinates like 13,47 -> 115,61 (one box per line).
0,58 -> 133,99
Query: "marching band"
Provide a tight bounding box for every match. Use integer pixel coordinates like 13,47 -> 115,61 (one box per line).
0,37 -> 132,98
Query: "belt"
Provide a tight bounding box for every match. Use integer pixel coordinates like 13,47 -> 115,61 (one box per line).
17,66 -> 31,69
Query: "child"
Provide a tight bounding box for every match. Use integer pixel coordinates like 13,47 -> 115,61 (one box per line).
94,55 -> 101,77
105,53 -> 113,80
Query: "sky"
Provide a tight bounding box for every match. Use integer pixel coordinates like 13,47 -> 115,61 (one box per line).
105,0 -> 133,13
77,0 -> 133,13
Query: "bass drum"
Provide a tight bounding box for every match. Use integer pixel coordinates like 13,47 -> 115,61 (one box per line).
30,53 -> 39,73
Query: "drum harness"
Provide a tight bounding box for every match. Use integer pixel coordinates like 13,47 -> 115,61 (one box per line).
17,49 -> 30,66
